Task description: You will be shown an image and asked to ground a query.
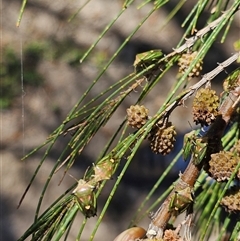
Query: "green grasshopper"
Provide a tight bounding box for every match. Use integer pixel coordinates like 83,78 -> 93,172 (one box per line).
73,179 -> 97,218
169,186 -> 194,216
183,130 -> 208,165
134,50 -> 163,77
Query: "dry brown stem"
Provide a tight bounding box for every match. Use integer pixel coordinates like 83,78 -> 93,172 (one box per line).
145,72 -> 240,239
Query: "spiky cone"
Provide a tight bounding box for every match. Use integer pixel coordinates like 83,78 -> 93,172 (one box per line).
163,229 -> 180,241
178,51 -> 203,79
192,88 -> 219,126
208,151 -> 240,182
149,121 -> 177,155
220,186 -> 240,214
127,105 -> 149,129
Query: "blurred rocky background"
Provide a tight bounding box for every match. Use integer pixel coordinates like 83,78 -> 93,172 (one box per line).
1,0 -> 239,240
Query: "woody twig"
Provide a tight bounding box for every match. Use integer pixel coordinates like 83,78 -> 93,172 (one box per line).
168,6 -> 240,57
163,52 -> 240,118
145,61 -> 240,239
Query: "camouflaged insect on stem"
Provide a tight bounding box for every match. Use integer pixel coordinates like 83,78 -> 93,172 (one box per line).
93,158 -> 117,182
73,179 -> 97,218
169,186 -> 194,216
134,50 -> 163,77
183,130 -> 196,161
183,131 -> 208,165
192,137 -> 208,165
222,68 -> 240,93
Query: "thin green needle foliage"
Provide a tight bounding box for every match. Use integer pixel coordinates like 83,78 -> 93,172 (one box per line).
129,150 -> 183,226
67,0 -> 92,22
80,0 -> 134,63
230,221 -> 240,240
16,0 -> 28,27
216,216 -> 231,241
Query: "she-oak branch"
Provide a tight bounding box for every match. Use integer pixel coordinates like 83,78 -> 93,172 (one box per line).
146,54 -> 240,239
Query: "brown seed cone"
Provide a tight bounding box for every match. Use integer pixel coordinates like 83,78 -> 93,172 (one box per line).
178,51 -> 203,79
208,151 -> 240,182
220,186 -> 240,214
149,121 -> 177,155
163,229 -> 180,241
126,105 -> 149,129
192,88 -> 219,126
